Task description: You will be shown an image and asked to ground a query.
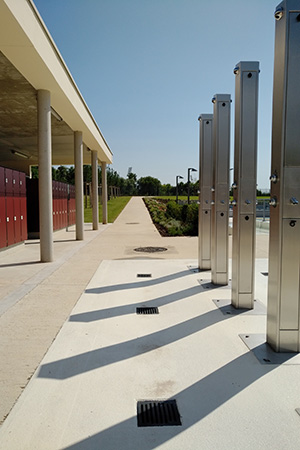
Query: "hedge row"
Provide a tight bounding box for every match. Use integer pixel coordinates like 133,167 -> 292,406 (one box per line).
144,198 -> 198,236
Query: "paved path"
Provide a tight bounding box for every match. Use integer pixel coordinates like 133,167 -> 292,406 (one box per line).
1,197 -> 292,450
0,197 -> 200,425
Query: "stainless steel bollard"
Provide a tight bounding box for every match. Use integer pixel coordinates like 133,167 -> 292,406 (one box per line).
232,61 -> 259,309
267,0 -> 300,352
211,94 -> 231,285
198,114 -> 213,270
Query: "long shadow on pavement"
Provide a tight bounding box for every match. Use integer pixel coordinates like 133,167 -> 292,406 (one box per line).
70,285 -> 203,322
84,269 -> 197,295
62,350 -> 283,450
40,306 -> 233,380
0,261 -> 41,268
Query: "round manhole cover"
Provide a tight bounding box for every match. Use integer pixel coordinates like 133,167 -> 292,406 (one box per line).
134,246 -> 168,253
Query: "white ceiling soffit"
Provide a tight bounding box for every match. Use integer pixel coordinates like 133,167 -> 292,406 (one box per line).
0,0 -> 113,164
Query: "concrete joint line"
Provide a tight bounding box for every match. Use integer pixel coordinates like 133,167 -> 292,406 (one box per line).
0,225 -> 110,317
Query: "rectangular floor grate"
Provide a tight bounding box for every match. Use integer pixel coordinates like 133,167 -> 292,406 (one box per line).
137,400 -> 181,427
136,307 -> 159,315
137,273 -> 152,278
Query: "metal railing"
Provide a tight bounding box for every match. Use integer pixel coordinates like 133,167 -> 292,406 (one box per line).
256,199 -> 270,221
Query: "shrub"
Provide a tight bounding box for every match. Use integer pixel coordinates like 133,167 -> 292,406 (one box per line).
143,197 -> 198,236
186,203 -> 198,234
166,219 -> 183,236
166,201 -> 182,220
181,204 -> 188,222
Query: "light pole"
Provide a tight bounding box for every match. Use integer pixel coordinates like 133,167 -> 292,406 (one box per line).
187,168 -> 197,204
176,175 -> 183,204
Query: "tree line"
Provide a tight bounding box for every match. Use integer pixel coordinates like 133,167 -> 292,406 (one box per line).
30,166 -> 199,197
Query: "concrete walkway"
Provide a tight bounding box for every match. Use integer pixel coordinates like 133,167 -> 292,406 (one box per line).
1,197 -> 299,449
0,197 -> 200,426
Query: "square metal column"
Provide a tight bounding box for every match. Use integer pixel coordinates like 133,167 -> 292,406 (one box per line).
198,114 -> 213,270
267,0 -> 300,352
231,61 -> 259,309
211,94 -> 231,285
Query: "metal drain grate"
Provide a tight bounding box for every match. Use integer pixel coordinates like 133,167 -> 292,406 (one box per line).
137,400 -> 181,427
136,307 -> 159,315
137,273 -> 152,278
134,246 -> 167,253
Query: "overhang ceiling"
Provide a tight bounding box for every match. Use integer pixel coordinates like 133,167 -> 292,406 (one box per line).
0,51 -> 80,170
0,0 -> 113,174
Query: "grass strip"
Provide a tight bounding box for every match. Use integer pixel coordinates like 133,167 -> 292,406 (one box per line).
84,196 -> 131,223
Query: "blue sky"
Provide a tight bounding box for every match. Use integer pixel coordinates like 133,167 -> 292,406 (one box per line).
34,0 -> 276,189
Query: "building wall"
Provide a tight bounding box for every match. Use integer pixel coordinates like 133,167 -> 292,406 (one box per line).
0,166 -> 27,249
26,178 -> 76,239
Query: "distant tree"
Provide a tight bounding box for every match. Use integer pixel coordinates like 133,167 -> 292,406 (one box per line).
66,166 -> 75,185
123,170 -> 138,195
180,181 -> 187,196
127,171 -> 137,182
107,167 -> 122,187
51,166 -> 75,184
31,166 -> 39,179
138,176 -> 161,196
190,180 -> 199,196
160,183 -> 175,196
83,165 -> 92,183
256,188 -> 268,196
55,166 -> 68,183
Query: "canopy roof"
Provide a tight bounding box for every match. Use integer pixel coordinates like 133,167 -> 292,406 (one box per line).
0,0 -> 113,172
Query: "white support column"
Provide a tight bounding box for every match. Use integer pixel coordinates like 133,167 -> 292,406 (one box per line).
37,90 -> 53,262
74,131 -> 84,240
101,161 -> 108,224
91,150 -> 99,230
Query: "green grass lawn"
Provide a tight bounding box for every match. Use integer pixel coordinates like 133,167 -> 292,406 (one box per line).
84,196 -> 131,223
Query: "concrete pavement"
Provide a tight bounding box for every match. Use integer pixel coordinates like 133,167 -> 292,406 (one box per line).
2,197 -> 299,450
0,197 -> 200,426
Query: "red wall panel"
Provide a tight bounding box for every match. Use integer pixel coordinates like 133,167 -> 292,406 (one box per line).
5,196 -> 14,246
0,168 -> 5,247
12,171 -> 20,197
52,181 -> 57,231
71,199 -> 76,225
19,173 -> 27,242
4,168 -> 13,195
20,197 -> 27,241
63,184 -> 67,227
0,167 -> 5,195
26,177 -> 76,236
0,196 -> 6,248
13,197 -> 21,243
12,171 -> 21,243
19,172 -> 26,197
